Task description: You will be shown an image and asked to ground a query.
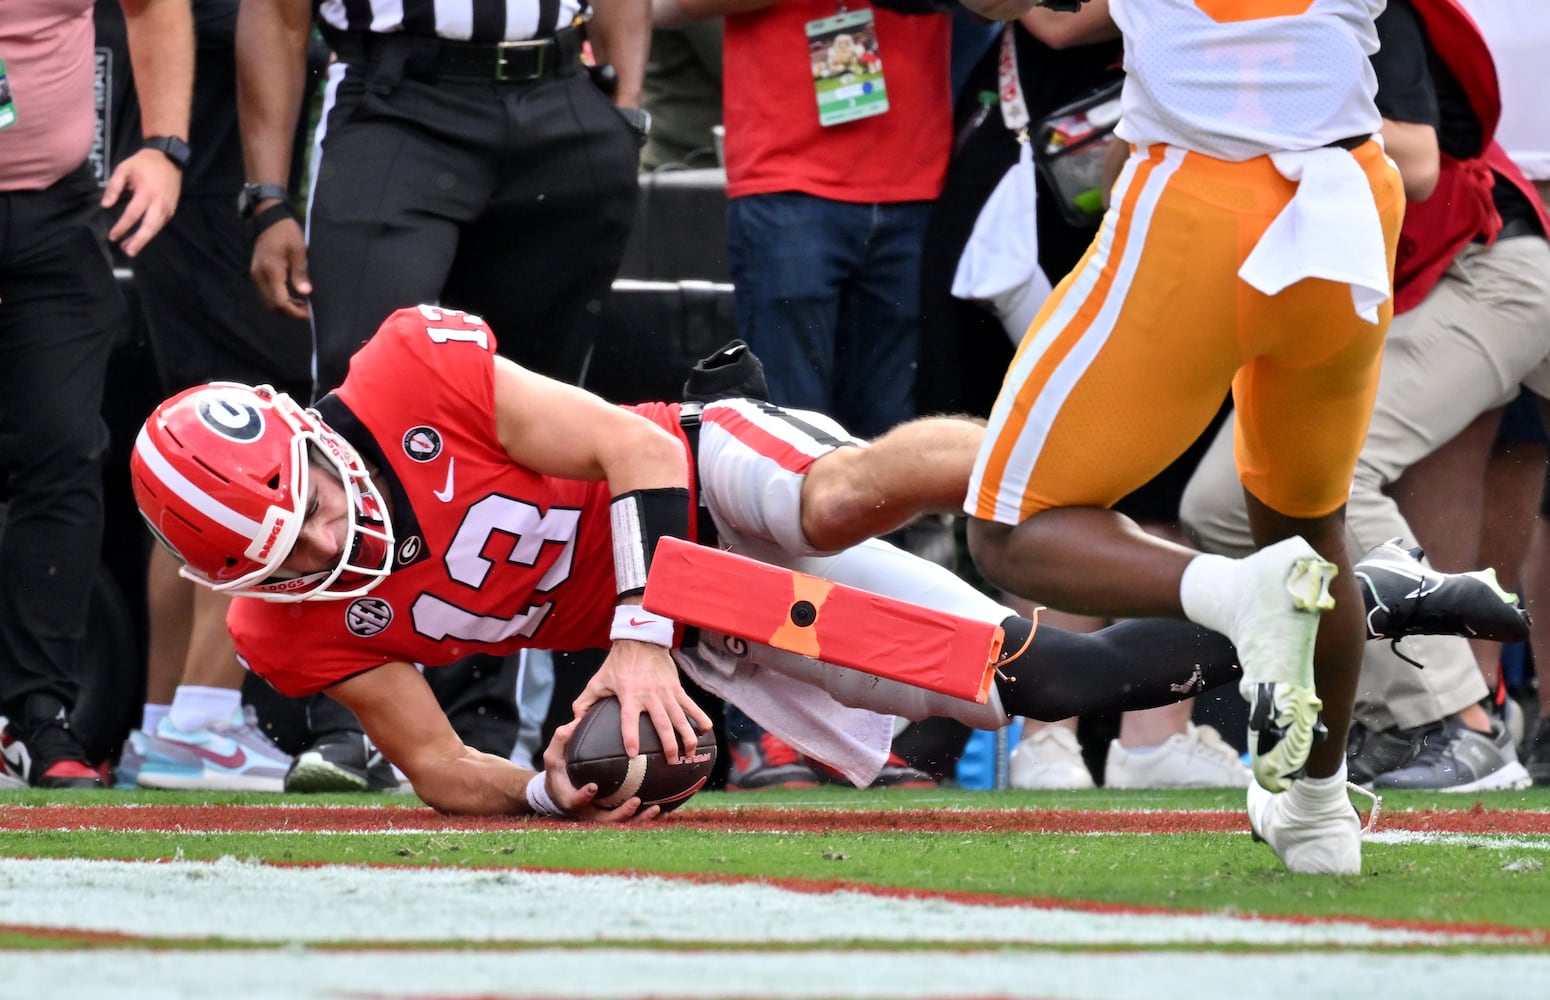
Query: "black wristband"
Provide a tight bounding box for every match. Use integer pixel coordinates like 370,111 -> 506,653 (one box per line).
144,135 -> 191,170
250,201 -> 298,238
610,487 -> 691,597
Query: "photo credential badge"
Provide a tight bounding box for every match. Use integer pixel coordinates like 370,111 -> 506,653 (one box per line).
806,8 -> 888,127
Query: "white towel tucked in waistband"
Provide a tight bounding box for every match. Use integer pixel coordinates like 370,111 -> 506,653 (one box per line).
1238,147 -> 1390,323
674,638 -> 893,789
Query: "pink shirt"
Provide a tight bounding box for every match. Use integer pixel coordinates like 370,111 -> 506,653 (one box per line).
0,0 -> 99,191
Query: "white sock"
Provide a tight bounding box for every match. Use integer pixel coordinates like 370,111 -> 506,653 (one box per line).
142,703 -> 170,734
1289,763 -> 1349,810
1179,552 -> 1240,637
168,686 -> 241,732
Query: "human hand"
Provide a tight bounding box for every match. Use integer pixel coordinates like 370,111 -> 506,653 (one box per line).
540,720 -> 664,823
249,218 -> 312,319
102,150 -> 183,257
573,639 -> 712,764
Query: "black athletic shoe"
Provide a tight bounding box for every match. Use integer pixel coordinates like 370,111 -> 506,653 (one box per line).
284,731 -> 400,793
1522,718 -> 1550,787
1345,718 -> 1423,786
2,694 -> 105,789
1354,539 -> 1531,643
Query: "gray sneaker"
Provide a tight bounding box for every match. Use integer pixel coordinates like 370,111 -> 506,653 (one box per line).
1370,715 -> 1532,792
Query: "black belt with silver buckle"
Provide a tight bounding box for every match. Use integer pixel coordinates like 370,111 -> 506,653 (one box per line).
339,28 -> 584,84
437,28 -> 583,82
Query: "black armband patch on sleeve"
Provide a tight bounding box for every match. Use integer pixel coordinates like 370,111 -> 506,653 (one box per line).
610,487 -> 692,597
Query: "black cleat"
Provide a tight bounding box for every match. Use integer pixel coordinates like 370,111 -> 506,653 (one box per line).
1354,539 -> 1531,644
284,731 -> 400,793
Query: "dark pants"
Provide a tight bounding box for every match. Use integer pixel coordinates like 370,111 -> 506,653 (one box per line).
0,164 -> 126,713
135,194 -> 314,399
307,44 -> 641,392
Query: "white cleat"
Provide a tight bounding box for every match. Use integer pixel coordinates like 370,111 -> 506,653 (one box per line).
1247,777 -> 1371,875
1231,537 -> 1337,793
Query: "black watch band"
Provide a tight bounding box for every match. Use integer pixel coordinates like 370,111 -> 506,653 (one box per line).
238,182 -> 292,219
143,135 -> 191,171
250,201 -> 299,237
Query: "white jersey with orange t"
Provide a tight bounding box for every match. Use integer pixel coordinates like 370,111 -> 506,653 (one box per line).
1111,0 -> 1385,161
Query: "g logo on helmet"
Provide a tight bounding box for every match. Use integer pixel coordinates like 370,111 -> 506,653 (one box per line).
195,395 -> 265,443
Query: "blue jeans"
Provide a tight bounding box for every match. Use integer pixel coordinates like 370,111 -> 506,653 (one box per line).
726,192 -> 930,440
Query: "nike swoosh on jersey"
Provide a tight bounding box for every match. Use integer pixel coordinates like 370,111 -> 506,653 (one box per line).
434,457 -> 456,502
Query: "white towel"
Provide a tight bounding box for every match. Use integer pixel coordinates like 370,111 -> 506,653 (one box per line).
952,142 -> 1054,342
674,640 -> 893,788
1238,147 -> 1390,323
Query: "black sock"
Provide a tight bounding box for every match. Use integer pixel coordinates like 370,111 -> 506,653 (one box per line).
993,616 -> 1240,722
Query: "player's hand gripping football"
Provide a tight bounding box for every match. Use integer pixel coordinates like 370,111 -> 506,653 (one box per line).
573,638 -> 713,766
540,721 -> 663,823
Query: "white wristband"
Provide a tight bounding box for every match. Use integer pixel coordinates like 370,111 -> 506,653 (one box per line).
610,604 -> 676,647
525,772 -> 570,818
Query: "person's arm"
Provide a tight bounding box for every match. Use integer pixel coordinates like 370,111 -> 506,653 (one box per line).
589,0 -> 653,108
328,661 -> 660,820
1370,0 -> 1440,200
1019,0 -> 1118,48
1380,118 -> 1440,200
103,0 -> 194,256
236,0 -> 315,318
491,357 -> 714,762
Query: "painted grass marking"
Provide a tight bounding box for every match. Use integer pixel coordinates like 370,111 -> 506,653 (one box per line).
0,857 -> 1537,949
5,804 -> 1549,835
5,945 -> 1550,999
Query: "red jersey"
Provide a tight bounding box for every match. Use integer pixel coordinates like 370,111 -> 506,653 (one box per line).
229,307 -> 692,697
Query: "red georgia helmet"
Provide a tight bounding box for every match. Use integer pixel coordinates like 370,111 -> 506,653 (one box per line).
130,382 -> 394,602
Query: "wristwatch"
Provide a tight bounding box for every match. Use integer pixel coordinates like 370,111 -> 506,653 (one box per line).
143,135 -> 191,171
238,182 -> 291,219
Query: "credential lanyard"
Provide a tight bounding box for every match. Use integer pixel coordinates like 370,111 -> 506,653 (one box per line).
996,25 -> 1030,139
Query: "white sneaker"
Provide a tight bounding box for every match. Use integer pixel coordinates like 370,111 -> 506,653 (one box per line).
1009,725 -> 1094,790
137,706 -> 292,792
1230,538 -> 1336,793
1246,776 -> 1366,875
1104,723 -> 1252,789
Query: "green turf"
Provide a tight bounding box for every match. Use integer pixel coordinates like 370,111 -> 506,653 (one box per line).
4,786 -> 1548,932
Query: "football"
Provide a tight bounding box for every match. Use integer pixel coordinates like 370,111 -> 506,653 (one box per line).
564,696 -> 717,813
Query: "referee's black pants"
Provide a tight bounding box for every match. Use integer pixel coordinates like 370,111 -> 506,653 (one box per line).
306,41 -> 642,394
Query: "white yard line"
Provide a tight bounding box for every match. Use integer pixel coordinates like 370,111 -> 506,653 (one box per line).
0,856 -> 1534,947
9,948 -> 1550,1000
4,858 -> 1547,999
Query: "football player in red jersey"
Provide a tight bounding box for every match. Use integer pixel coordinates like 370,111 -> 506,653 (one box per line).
130,304 -> 1523,821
